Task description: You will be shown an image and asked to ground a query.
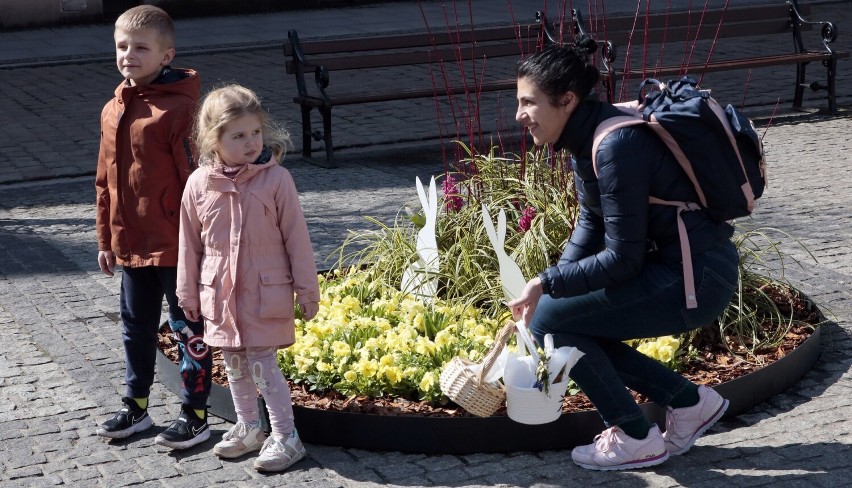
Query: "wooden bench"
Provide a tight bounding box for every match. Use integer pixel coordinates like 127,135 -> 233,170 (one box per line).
284,21 -> 546,167
551,1 -> 847,113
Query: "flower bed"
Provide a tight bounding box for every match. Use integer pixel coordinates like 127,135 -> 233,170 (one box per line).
157,145 -> 827,452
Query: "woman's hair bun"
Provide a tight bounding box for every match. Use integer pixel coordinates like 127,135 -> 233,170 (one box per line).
572,35 -> 598,56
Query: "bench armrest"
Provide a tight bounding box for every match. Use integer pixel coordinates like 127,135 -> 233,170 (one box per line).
536,11 -> 561,46
313,65 -> 332,106
788,0 -> 840,54
287,30 -> 322,97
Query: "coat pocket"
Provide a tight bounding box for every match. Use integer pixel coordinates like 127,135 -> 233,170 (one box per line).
258,268 -> 295,319
198,266 -> 218,321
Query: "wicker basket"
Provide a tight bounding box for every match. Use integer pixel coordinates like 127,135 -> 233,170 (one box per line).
439,321 -> 515,417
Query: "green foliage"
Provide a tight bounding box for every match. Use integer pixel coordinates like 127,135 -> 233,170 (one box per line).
333,143 -> 579,317
715,227 -> 823,362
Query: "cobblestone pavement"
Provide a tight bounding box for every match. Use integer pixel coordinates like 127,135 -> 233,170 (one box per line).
1,1 -> 851,486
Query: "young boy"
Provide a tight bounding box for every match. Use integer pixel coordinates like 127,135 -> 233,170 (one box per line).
94,5 -> 211,450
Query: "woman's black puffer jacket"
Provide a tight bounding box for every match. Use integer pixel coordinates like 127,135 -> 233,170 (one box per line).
538,100 -> 734,299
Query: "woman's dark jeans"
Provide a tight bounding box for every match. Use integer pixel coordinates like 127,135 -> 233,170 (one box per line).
528,240 -> 739,427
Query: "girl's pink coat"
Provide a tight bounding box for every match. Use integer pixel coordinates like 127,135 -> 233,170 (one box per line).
177,159 -> 320,348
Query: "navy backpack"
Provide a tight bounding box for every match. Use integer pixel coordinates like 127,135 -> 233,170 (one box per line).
591,77 -> 767,308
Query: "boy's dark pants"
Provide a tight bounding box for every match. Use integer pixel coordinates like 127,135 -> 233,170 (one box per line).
120,266 -> 211,410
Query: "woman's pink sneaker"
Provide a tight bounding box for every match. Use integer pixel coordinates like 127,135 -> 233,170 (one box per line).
571,425 -> 669,471
663,385 -> 729,455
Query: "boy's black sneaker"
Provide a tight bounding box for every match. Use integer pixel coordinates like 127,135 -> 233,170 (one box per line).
96,397 -> 153,439
154,404 -> 210,450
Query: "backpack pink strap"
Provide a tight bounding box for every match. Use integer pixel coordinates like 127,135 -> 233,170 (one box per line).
650,197 -> 702,309
593,113 -> 702,309
591,114 -> 645,178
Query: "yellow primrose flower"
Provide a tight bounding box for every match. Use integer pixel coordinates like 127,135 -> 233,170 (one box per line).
306,346 -> 322,358
434,329 -> 453,348
332,341 -> 351,358
343,370 -> 357,382
357,358 -> 379,378
364,337 -> 381,351
341,294 -> 361,313
415,337 -> 436,355
383,366 -> 402,384
636,336 -> 681,363
419,371 -> 436,391
294,356 -> 315,370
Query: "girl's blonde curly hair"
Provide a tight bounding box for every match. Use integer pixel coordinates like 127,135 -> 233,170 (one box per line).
194,84 -> 290,166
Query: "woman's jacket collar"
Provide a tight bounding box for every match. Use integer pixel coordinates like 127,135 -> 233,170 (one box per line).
553,98 -> 623,158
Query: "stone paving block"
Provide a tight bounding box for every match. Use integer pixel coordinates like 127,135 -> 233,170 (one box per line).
136,465 -> 183,482
55,466 -> 101,486
32,434 -> 81,456
172,455 -> 223,476
463,459 -> 512,478
373,460 -> 426,479
162,476 -> 218,488
136,481 -> 168,488
25,421 -> 62,437
5,449 -> 47,470
4,465 -> 43,481
74,450 -> 119,467
199,466 -> 254,484
482,468 -> 542,486
98,471 -> 147,487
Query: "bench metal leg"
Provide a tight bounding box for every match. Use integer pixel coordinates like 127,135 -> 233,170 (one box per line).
300,104 -> 313,159
827,55 -> 838,114
319,106 -> 336,168
794,61 -> 807,110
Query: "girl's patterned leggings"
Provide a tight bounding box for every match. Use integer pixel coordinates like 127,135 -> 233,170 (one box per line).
221,346 -> 294,438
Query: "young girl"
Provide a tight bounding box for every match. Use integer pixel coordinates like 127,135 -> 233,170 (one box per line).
177,84 -> 320,472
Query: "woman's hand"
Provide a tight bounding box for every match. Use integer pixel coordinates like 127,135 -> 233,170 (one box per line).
507,276 -> 544,323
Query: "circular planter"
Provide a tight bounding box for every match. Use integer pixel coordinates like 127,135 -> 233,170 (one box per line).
156,325 -> 821,454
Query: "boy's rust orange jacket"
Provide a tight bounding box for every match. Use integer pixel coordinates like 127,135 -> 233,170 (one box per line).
95,68 -> 200,267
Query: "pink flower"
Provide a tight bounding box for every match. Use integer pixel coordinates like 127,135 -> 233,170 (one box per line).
518,206 -> 537,232
442,175 -> 464,212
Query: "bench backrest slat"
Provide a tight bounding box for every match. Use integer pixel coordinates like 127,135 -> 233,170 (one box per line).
584,4 -> 800,31
286,40 -> 537,72
578,4 -> 811,44
284,24 -> 541,56
596,20 -> 806,46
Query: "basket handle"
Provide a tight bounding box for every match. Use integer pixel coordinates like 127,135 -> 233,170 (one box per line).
477,320 -> 517,383
515,319 -> 541,364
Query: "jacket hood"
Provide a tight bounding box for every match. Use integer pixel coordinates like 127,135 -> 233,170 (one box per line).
204,154 -> 281,190
113,67 -> 200,101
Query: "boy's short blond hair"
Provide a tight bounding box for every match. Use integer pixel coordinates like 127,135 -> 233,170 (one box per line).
115,5 -> 175,48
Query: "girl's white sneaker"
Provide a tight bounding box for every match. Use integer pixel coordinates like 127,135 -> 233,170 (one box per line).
253,429 -> 306,472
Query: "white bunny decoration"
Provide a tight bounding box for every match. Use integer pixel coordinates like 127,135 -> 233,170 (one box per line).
401,176 -> 440,302
482,204 -> 527,302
